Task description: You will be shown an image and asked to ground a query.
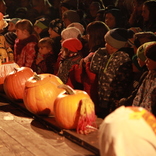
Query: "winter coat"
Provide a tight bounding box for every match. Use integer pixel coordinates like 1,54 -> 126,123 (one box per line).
132,70 -> 156,116
90,47 -> 133,113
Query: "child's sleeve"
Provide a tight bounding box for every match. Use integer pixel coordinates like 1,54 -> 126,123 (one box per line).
90,48 -> 109,74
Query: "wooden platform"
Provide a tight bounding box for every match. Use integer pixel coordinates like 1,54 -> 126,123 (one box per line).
0,93 -> 103,156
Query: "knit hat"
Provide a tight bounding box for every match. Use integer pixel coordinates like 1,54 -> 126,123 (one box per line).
4,32 -> 17,46
67,22 -> 85,35
104,28 -> 130,49
34,17 -> 50,30
62,10 -> 80,23
49,18 -> 65,35
62,38 -> 82,52
61,27 -> 81,40
9,18 -> 21,24
128,27 -> 142,46
134,31 -> 156,48
137,41 -> 156,61
145,42 -> 156,62
99,106 -> 156,156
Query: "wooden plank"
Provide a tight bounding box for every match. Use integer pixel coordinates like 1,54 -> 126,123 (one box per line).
0,93 -> 101,155
0,102 -> 96,156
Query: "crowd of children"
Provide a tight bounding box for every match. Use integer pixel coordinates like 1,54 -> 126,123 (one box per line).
0,0 -> 156,117
0,0 -> 156,155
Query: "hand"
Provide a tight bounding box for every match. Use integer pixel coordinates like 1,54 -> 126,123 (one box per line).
83,52 -> 94,63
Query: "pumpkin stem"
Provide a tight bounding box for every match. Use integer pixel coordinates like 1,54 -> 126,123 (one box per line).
14,68 -> 18,72
32,73 -> 42,81
58,84 -> 75,95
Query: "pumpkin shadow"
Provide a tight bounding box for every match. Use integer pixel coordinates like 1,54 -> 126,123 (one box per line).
0,96 -> 32,118
30,119 -> 96,156
30,119 -> 61,139
33,108 -> 51,116
0,102 -> 32,118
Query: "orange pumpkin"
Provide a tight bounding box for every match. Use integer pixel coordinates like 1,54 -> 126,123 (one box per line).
3,67 -> 34,100
54,84 -> 97,134
23,74 -> 64,116
0,62 -> 19,92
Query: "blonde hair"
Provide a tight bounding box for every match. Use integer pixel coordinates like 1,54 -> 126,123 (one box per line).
38,37 -> 54,50
15,19 -> 34,35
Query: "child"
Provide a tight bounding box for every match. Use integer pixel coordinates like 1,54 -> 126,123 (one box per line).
74,21 -> 109,114
4,31 -> 17,49
32,37 -> 56,74
7,18 -> 21,32
14,19 -> 38,67
48,18 -> 65,57
90,28 -> 133,118
104,8 -> 124,29
119,42 -> 154,107
56,38 -> 83,89
54,26 -> 82,74
132,42 -> 156,116
34,17 -> 50,39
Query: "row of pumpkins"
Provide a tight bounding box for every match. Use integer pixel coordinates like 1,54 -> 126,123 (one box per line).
0,62 -> 97,134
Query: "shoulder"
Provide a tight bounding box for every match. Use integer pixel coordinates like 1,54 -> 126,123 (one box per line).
115,50 -> 131,59
95,47 -> 108,55
93,47 -> 109,59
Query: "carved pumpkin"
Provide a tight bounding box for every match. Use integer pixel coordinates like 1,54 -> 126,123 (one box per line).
23,74 -> 64,116
3,67 -> 34,100
0,62 -> 19,92
54,84 -> 97,134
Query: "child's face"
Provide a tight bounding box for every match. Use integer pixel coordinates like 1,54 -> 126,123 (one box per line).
60,47 -> 69,57
8,22 -> 16,32
34,26 -> 42,34
39,46 -> 51,55
137,57 -> 145,68
104,13 -> 116,29
105,42 -> 114,54
145,58 -> 156,70
16,28 -> 26,40
48,28 -> 59,38
142,5 -> 150,22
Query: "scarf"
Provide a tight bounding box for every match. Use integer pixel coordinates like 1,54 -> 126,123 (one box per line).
57,54 -> 82,84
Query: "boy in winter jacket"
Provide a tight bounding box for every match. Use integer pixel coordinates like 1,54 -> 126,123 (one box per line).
90,28 -> 133,118
132,42 -> 156,116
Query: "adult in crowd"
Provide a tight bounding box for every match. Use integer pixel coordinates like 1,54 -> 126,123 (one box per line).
141,0 -> 156,32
